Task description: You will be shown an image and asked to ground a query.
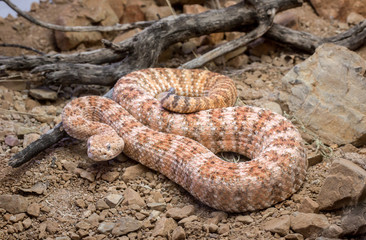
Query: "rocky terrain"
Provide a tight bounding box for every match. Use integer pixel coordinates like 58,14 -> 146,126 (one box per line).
0,0 -> 366,239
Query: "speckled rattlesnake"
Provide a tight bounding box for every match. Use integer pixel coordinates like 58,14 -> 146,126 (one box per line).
62,68 -> 307,212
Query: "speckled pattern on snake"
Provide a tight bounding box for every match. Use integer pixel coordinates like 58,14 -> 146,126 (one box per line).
62,68 -> 307,212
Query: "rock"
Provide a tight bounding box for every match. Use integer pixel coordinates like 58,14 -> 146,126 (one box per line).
98,221 -> 115,233
76,221 -> 91,230
347,12 -> 365,25
279,44 -> 366,146
205,211 -> 228,225
121,4 -> 145,23
111,217 -> 142,236
113,28 -> 141,43
105,194 -> 123,208
147,202 -> 166,211
322,224 -> 343,238
317,158 -> 366,210
23,218 -> 32,229
96,199 -> 110,210
27,203 -> 41,217
19,182 -> 47,195
217,224 -> 230,234
340,204 -> 366,236
29,88 -> 57,101
24,98 -> 40,111
152,217 -> 178,237
298,197 -> 319,213
107,0 -> 125,19
260,101 -> 283,115
235,215 -> 254,224
9,213 -> 26,222
310,0 -> 366,21
172,226 -> 186,240
23,133 -> 41,148
46,220 -> 60,234
145,5 -> 172,21
178,215 -> 198,225
61,160 -> 78,172
122,187 -> 145,207
284,233 -> 304,240
263,215 -> 291,236
5,135 -> 19,146
101,171 -> 119,182
203,223 -> 218,233
74,168 -> 95,182
55,0 -> 118,50
0,194 -> 28,214
307,151 -> 323,166
122,164 -> 149,182
166,205 -> 195,220
290,212 -> 330,238
75,199 -> 86,208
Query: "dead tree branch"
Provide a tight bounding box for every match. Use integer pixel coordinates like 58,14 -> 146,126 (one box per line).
0,43 -> 45,55
1,0 -> 154,32
182,0 -> 276,69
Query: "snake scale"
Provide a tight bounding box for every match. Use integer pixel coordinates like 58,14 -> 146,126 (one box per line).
62,68 -> 307,212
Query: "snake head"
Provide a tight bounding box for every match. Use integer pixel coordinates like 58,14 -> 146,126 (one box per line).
87,133 -> 124,161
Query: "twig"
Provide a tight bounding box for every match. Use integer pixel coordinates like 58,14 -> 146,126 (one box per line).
181,1 -> 276,69
0,43 -> 45,55
1,0 -> 155,32
165,0 -> 177,16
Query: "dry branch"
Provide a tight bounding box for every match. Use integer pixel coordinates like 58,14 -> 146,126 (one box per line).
0,43 -> 45,55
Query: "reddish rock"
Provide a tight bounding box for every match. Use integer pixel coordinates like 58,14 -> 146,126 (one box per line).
5,135 -> 19,147
122,187 -> 145,207
263,215 -> 291,236
310,0 -> 366,21
121,4 -> 145,23
166,205 -> 195,220
183,4 -> 208,14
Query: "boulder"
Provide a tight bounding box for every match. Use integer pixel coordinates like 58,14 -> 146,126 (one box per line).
279,44 -> 366,146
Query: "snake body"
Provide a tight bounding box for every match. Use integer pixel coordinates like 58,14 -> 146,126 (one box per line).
62,68 -> 307,212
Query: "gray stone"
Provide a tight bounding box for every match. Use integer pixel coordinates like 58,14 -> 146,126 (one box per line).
111,217 -> 142,236
0,194 -> 28,214
290,212 -> 330,238
279,43 -> 366,146
340,204 -> 366,236
29,88 -> 58,100
98,221 -> 115,233
317,158 -> 366,210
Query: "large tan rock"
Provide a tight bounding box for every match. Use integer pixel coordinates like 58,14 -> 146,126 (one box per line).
310,0 -> 366,21
55,0 -> 119,50
279,43 -> 366,146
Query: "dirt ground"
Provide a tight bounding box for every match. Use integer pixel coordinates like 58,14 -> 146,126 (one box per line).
0,1 -> 365,239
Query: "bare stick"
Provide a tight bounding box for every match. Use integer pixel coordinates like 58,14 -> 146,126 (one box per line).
182,0 -> 276,69
1,0 -> 155,32
0,43 -> 45,55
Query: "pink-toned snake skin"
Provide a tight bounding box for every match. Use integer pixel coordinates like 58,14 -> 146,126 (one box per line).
62,68 -> 307,212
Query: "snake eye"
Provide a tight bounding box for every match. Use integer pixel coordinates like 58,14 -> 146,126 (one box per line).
106,143 -> 111,150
